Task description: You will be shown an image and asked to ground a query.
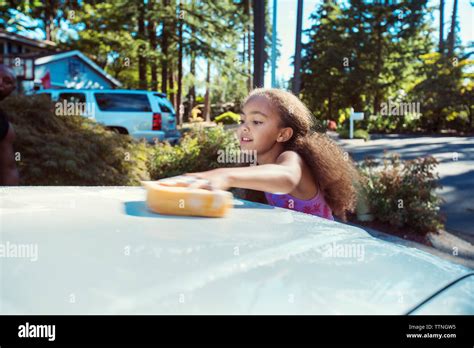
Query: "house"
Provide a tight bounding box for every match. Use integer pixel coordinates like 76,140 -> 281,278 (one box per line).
0,29 -> 57,55
33,50 -> 122,91
0,29 -> 121,93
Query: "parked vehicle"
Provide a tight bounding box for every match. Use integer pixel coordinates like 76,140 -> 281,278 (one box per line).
34,89 -> 181,144
1,187 -> 473,314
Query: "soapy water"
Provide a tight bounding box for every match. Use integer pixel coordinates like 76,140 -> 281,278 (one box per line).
158,175 -> 214,190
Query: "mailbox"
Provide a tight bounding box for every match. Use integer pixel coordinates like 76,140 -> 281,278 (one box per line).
350,109 -> 364,139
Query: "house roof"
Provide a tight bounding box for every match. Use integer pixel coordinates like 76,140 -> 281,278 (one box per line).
35,50 -> 122,87
0,29 -> 57,50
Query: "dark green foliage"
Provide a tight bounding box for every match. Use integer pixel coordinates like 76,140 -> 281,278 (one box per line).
365,113 -> 421,134
358,153 -> 444,234
301,1 -> 431,121
412,53 -> 473,132
2,95 -> 151,185
148,124 -> 239,179
3,96 -> 241,185
301,0 -> 472,134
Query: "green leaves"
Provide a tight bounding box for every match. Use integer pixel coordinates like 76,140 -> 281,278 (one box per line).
412,53 -> 473,132
148,124 -> 239,180
301,1 -> 433,122
358,153 -> 443,234
2,95 -> 152,186
302,1 -> 472,133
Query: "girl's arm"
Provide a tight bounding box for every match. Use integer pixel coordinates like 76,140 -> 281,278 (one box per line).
186,151 -> 303,194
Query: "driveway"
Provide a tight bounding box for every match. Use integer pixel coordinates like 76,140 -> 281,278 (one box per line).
334,134 -> 474,243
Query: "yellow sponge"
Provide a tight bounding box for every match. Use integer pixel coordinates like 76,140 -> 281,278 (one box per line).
141,176 -> 234,218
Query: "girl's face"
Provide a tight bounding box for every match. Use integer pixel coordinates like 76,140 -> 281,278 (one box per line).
238,95 -> 292,154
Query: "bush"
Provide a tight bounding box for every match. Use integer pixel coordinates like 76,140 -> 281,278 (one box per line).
365,113 -> 421,134
2,95 -> 151,185
358,153 -> 444,234
366,115 -> 398,133
148,124 -> 239,179
337,128 -> 370,141
214,111 -> 240,125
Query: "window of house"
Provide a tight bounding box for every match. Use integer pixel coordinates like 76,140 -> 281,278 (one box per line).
68,60 -> 82,78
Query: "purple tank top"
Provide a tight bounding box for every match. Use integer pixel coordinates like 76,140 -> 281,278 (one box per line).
264,189 -> 334,220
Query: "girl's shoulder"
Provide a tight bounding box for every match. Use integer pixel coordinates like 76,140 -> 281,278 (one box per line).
276,150 -> 304,165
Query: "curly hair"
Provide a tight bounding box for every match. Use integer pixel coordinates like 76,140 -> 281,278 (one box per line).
241,88 -> 359,221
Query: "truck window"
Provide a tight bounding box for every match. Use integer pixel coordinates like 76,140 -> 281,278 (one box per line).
157,98 -> 173,113
94,93 -> 152,112
58,92 -> 86,104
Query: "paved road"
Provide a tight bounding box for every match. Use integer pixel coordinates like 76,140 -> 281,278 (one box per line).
334,134 -> 474,243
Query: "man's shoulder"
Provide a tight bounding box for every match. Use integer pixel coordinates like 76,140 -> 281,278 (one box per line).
0,107 -> 10,142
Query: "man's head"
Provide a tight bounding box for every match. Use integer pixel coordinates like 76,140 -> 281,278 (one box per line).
0,65 -> 17,100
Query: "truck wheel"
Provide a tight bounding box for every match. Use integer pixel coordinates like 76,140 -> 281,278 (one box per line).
108,127 -> 129,135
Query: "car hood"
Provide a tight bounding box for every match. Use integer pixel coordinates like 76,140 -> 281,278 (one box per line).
0,186 -> 472,314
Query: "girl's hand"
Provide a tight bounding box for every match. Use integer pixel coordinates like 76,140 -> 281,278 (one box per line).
184,169 -> 231,191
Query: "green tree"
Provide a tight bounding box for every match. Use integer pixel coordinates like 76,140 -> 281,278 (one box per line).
301,0 -> 432,124
3,0 -> 274,113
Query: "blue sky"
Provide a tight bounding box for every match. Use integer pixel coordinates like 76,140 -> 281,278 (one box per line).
266,0 -> 474,87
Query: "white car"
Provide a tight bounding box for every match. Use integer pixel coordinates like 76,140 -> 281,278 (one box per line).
1,185 -> 473,315
34,89 -> 181,144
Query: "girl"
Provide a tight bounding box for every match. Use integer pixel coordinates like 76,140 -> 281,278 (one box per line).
185,88 -> 358,221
